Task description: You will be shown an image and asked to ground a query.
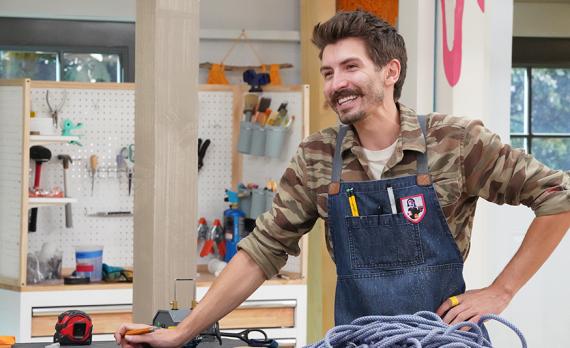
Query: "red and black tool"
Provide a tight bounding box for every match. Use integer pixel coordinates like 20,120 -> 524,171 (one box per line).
53,310 -> 93,345
29,145 -> 52,232
200,219 -> 225,258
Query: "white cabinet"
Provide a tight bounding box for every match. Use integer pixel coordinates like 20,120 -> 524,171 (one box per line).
0,277 -> 306,347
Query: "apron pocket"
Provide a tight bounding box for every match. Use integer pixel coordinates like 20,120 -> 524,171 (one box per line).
346,214 -> 424,270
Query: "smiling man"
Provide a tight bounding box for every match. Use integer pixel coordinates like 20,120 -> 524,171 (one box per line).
115,10 -> 570,347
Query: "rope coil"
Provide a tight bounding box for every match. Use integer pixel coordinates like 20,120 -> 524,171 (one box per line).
306,311 -> 526,348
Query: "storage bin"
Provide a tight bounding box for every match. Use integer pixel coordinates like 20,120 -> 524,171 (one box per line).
249,189 -> 267,219
265,126 -> 288,158
237,121 -> 253,154
249,124 -> 266,156
75,245 -> 103,282
265,190 -> 275,212
239,190 -> 252,217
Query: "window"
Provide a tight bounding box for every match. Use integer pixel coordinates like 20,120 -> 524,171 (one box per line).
0,49 -> 122,82
0,17 -> 134,82
511,38 -> 570,170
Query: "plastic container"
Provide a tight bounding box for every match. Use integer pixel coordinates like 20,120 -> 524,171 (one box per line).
249,188 -> 267,220
237,121 -> 253,154
75,245 -> 103,282
265,125 -> 288,158
265,190 -> 275,212
239,190 -> 252,217
207,259 -> 227,277
249,124 -> 266,156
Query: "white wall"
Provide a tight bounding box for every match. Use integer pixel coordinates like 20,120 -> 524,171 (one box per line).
0,0 -> 136,21
0,0 -> 301,84
398,0 -> 436,114
401,1 -> 569,346
514,2 -> 570,37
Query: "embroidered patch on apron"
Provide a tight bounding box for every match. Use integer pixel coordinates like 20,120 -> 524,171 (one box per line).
400,194 -> 426,224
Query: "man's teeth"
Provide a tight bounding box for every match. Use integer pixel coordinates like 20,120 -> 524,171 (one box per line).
337,95 -> 358,105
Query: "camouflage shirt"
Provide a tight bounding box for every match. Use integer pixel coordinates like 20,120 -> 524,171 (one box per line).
238,104 -> 570,279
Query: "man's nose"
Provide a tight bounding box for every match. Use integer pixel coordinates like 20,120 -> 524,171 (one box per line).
331,73 -> 349,91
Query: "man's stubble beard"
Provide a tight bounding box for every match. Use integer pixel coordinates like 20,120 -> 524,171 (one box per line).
331,81 -> 385,125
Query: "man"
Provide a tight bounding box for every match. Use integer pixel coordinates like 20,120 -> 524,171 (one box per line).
116,10 -> 570,347
405,198 -> 422,221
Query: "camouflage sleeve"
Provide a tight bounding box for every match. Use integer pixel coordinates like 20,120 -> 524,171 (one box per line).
462,119 -> 570,216
237,142 -> 319,279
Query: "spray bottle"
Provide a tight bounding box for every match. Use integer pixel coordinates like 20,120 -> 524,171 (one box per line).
223,190 -> 246,262
196,217 -> 209,257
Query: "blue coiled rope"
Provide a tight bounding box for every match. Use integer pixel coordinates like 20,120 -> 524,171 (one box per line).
305,311 -> 526,348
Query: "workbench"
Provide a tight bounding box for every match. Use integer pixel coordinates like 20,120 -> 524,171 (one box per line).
14,339 -> 244,348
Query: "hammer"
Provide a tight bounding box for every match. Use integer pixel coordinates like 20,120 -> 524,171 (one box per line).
29,146 -> 52,232
57,154 -> 73,228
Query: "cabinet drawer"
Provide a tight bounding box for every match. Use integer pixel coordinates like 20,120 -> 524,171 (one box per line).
31,299 -> 295,336
31,305 -> 132,337
219,300 -> 296,329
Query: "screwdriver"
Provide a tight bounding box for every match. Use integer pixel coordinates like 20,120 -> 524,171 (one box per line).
90,154 -> 98,196
127,165 -> 133,196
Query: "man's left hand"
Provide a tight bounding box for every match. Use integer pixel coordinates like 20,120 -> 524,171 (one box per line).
436,285 -> 513,326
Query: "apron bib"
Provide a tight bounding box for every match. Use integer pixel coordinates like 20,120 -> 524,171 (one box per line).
327,115 -> 466,325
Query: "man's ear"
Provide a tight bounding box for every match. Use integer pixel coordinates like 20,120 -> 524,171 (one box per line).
384,59 -> 401,87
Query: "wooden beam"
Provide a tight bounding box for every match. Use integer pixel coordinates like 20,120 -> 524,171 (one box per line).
133,0 -> 199,323
300,0 -> 337,342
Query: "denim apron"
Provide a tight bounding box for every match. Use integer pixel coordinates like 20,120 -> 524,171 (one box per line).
327,115 -> 466,325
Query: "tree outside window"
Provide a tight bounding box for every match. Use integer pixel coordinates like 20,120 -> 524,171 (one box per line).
510,67 -> 570,170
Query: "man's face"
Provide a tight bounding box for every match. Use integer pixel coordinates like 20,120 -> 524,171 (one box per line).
320,37 -> 386,124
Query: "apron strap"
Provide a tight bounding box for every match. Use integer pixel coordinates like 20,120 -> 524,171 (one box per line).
329,125 -> 350,195
416,115 -> 431,185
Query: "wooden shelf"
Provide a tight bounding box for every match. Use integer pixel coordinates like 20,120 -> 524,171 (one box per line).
196,264 -> 305,287
0,281 -> 133,292
28,197 -> 77,208
29,135 -> 79,146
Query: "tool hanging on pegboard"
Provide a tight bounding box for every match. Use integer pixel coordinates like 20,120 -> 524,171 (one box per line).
29,145 -> 52,232
198,138 -> 211,171
57,154 -> 73,228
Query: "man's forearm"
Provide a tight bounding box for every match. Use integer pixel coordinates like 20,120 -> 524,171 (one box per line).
492,210 -> 570,297
176,250 -> 267,342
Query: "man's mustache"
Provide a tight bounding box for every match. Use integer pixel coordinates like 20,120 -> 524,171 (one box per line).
329,88 -> 363,105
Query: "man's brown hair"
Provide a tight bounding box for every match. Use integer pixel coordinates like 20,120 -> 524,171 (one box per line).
312,10 -> 407,101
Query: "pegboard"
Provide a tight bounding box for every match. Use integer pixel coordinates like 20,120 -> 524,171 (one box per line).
26,86 -> 235,270
197,91 -> 234,226
0,85 -> 25,281
25,83 -> 306,276
28,87 -> 136,269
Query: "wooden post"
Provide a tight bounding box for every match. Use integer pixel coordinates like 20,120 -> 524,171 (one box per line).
300,0 -> 337,341
133,0 -> 199,323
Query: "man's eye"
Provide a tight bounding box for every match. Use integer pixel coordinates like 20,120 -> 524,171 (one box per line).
323,72 -> 332,79
347,64 -> 358,70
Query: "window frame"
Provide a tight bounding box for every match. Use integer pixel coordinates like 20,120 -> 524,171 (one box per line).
511,37 -> 570,156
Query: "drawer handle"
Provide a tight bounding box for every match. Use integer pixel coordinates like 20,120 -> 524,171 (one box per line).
32,304 -> 132,317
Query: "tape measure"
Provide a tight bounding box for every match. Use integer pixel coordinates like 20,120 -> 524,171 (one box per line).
53,310 -> 93,345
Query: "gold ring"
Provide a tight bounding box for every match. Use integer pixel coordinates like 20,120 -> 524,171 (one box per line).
449,296 -> 460,307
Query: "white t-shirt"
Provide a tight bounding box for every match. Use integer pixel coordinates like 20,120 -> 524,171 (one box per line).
361,140 -> 398,179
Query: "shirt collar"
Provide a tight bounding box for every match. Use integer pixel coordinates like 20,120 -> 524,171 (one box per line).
340,103 -> 426,156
